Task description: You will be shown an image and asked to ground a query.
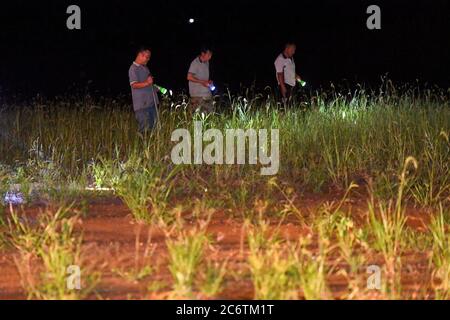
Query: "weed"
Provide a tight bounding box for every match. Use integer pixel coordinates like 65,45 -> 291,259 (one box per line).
428,205 -> 450,299
166,225 -> 209,297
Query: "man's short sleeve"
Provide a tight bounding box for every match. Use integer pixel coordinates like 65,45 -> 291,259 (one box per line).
274,56 -> 285,73
188,60 -> 198,75
129,66 -> 138,85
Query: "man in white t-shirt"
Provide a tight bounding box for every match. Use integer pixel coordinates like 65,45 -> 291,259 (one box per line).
274,42 -> 303,102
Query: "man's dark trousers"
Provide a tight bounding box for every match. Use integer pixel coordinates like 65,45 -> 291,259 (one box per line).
135,106 -> 157,133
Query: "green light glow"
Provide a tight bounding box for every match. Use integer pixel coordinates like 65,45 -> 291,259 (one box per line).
155,85 -> 168,95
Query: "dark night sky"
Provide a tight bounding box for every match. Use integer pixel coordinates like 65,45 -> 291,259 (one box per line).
0,0 -> 449,98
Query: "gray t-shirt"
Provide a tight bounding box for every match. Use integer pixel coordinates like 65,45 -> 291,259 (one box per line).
129,62 -> 159,111
274,53 -> 296,87
188,57 -> 211,98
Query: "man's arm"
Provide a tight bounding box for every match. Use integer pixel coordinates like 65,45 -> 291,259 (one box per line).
129,65 -> 153,89
277,72 -> 287,98
131,76 -> 153,89
275,58 -> 288,98
187,73 -> 210,87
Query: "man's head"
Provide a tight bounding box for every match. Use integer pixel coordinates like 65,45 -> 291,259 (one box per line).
283,42 -> 296,58
135,47 -> 151,65
199,46 -> 213,62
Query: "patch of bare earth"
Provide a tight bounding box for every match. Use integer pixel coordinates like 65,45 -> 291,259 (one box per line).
0,195 -> 435,300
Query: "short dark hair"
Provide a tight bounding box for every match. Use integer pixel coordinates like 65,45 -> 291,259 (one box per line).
200,46 -> 213,54
136,46 -> 151,56
285,41 -> 296,48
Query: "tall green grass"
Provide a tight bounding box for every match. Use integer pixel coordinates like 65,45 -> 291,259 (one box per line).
429,205 -> 450,299
6,205 -> 99,299
166,226 -> 209,297
1,87 -> 448,208
1,86 -> 449,300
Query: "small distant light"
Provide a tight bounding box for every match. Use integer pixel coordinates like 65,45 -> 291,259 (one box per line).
188,18 -> 195,24
4,191 -> 25,205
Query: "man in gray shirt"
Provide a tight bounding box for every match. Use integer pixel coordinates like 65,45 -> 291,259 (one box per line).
187,47 -> 214,113
129,47 -> 160,132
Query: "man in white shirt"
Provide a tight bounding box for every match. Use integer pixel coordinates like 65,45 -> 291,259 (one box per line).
274,42 -> 302,103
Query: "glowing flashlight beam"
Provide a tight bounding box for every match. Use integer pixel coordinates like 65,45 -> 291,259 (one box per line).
155,85 -> 169,95
297,79 -> 307,87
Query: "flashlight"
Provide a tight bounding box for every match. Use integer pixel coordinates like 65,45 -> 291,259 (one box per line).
4,191 -> 25,205
297,79 -> 307,87
209,83 -> 216,91
155,85 -> 171,95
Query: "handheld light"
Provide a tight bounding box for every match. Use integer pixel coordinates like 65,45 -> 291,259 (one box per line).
155,85 -> 170,95
297,79 -> 307,87
4,191 -> 25,205
209,84 -> 216,91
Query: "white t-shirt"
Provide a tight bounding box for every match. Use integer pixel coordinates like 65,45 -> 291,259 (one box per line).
274,53 -> 296,87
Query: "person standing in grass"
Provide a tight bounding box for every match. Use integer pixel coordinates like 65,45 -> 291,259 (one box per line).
187,47 -> 214,113
274,42 -> 303,103
129,47 -> 160,133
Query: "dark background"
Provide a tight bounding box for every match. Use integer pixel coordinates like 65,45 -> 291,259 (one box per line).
0,0 -> 449,98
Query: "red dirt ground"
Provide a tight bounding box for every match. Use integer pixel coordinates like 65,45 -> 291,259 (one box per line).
0,195 -> 436,300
